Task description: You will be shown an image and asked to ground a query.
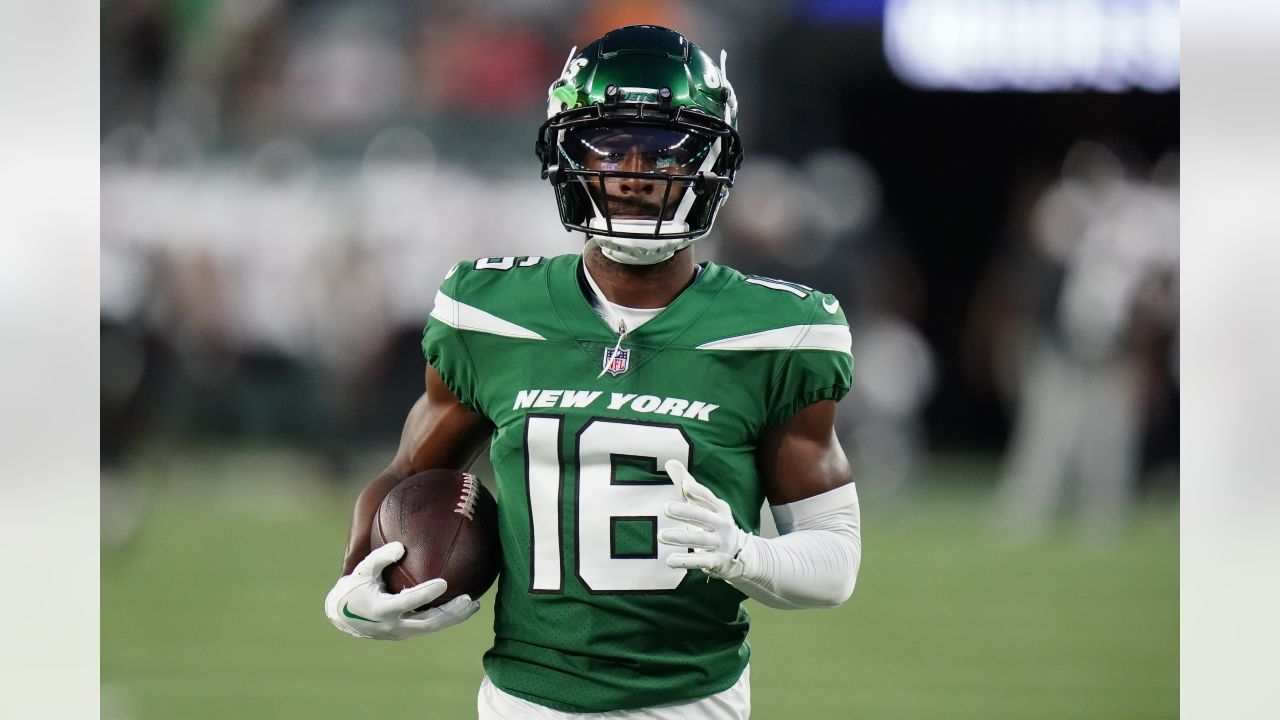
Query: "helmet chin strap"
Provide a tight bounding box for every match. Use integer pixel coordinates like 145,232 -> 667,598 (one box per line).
586,231 -> 698,266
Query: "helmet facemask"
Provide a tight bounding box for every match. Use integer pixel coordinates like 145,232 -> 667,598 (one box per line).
563,122 -> 716,235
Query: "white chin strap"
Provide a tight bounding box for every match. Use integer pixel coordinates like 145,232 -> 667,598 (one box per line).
585,221 -> 699,265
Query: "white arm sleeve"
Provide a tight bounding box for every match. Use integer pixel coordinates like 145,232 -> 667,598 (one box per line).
726,483 -> 862,610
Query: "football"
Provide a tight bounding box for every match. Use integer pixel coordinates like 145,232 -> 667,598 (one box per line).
369,469 -> 501,607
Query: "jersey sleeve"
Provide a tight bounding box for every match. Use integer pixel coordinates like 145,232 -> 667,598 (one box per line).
763,304 -> 855,429
420,263 -> 484,415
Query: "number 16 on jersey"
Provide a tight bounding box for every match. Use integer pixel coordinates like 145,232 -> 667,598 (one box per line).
524,415 -> 693,594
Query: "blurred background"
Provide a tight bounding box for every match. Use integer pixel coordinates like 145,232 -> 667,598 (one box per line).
100,1 -> 1179,718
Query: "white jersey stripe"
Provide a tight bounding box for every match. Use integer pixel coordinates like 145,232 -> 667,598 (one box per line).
429,290 -> 546,340
695,324 -> 852,355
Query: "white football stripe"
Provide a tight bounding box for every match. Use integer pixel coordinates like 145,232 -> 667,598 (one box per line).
696,324 -> 852,354
429,291 -> 546,340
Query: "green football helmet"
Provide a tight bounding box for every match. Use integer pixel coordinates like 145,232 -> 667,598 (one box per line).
535,25 -> 743,265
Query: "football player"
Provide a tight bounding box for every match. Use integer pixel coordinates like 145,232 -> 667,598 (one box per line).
325,25 -> 862,719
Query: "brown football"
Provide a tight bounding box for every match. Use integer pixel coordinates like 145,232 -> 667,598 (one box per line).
369,469 -> 501,607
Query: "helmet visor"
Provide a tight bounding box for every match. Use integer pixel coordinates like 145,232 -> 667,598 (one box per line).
560,124 -> 716,222
561,124 -> 715,175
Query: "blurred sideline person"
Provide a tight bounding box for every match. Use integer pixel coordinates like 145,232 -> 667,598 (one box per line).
324,26 -> 862,718
995,142 -> 1178,539
843,244 -> 936,497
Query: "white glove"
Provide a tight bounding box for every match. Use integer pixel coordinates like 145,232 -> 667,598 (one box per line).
324,541 -> 480,640
660,460 -> 863,609
658,460 -> 750,581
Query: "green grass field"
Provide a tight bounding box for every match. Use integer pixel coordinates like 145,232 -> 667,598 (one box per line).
102,450 -> 1177,719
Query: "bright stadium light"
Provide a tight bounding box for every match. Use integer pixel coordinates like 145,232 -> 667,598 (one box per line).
883,0 -> 1180,92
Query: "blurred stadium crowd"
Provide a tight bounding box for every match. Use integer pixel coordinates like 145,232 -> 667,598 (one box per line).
101,0 -> 1178,534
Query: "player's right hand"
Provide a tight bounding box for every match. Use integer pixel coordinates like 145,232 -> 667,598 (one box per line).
324,541 -> 480,641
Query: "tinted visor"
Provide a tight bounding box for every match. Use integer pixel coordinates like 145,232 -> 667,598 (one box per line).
560,124 -> 715,175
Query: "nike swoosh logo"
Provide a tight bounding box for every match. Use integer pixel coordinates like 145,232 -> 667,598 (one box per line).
342,603 -> 375,622
822,297 -> 840,314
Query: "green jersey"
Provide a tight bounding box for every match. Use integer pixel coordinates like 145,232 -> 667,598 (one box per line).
421,253 -> 853,712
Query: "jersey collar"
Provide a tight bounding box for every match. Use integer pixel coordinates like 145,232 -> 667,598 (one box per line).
547,253 -> 729,357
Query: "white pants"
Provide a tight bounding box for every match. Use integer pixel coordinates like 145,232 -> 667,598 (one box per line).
477,666 -> 750,720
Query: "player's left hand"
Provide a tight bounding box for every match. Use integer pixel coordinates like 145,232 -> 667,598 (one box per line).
659,460 -> 749,580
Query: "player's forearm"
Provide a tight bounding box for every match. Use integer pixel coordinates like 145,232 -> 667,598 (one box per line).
341,470 -> 406,575
339,373 -> 492,576
728,483 -> 861,609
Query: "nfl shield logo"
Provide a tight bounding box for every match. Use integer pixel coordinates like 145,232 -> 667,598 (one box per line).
602,347 -> 630,376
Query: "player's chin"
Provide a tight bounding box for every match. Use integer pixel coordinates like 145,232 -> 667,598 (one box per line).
605,209 -> 677,222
